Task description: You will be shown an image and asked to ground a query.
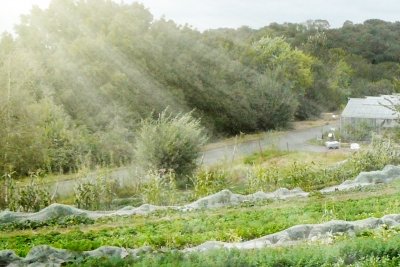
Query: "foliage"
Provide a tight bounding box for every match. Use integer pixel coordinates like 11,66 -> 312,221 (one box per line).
134,110 -> 207,181
0,3 -> 399,177
243,149 -> 288,165
74,170 -> 119,210
246,135 -> 399,192
66,232 -> 400,267
250,72 -> 299,129
247,165 -> 281,192
2,7 -> 400,266
2,171 -> 52,212
347,135 -> 400,173
190,168 -> 229,198
0,215 -> 94,231
343,120 -> 375,141
140,169 -> 178,205
295,95 -> 322,120
252,36 -> 314,91
0,172 -> 16,209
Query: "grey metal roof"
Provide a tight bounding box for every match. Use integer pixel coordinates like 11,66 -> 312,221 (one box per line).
341,95 -> 399,119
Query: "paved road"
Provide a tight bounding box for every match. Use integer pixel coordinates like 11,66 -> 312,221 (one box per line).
50,167 -> 135,198
50,121 -> 339,197
201,121 -> 339,165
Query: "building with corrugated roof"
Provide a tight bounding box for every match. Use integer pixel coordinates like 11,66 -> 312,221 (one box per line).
340,95 -> 399,137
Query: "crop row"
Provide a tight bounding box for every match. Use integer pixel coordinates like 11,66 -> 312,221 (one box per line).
67,228 -> 400,266
2,182 -> 399,257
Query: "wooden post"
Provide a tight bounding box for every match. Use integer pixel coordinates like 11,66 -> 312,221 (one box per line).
232,135 -> 238,163
258,139 -> 264,161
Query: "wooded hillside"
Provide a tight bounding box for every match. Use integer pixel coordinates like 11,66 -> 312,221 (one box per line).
0,0 -> 399,176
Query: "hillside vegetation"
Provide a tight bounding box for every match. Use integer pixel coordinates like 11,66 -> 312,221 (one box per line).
0,0 -> 399,178
2,2 -> 400,266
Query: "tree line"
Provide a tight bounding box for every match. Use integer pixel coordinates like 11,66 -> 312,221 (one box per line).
0,0 -> 399,177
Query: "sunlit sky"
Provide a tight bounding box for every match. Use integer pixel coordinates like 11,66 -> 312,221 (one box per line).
1,0 -> 400,33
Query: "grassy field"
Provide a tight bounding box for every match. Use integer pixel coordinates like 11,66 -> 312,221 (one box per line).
1,180 -> 399,257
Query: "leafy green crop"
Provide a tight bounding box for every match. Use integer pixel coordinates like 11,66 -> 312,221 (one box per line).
2,183 -> 399,257
0,215 -> 94,231
66,229 -> 400,266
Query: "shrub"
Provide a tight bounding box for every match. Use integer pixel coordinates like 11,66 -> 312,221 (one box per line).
2,171 -> 52,212
348,135 -> 400,173
134,110 -> 207,184
282,161 -> 316,190
247,165 -> 280,193
191,168 -> 229,198
343,120 -> 375,141
17,183 -> 51,212
140,169 -> 178,205
74,170 -> 118,210
244,149 -> 288,165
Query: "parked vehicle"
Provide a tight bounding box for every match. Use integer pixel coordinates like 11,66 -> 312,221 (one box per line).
325,141 -> 340,149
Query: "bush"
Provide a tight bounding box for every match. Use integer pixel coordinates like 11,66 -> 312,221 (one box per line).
2,171 -> 52,212
74,170 -> 119,210
191,168 -> 229,198
295,95 -> 322,120
347,135 -> 400,173
134,110 -> 207,184
247,165 -> 281,193
343,120 -> 375,141
140,169 -> 178,205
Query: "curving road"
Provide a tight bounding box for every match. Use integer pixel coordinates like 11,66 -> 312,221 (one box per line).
201,121 -> 339,165
49,121 -> 339,197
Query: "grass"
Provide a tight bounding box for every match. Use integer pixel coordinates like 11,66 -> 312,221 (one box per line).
1,180 -> 400,257
15,166 -> 126,187
244,150 -> 349,166
243,149 -> 289,164
307,137 -> 325,146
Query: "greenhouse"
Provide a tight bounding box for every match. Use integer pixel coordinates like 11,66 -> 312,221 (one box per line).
340,95 -> 399,136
